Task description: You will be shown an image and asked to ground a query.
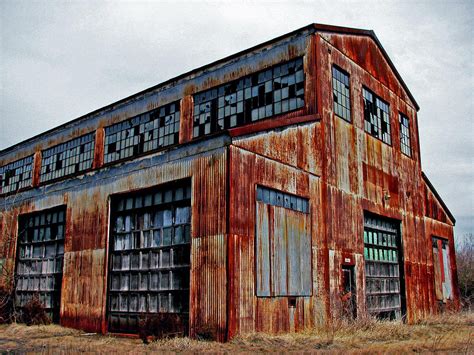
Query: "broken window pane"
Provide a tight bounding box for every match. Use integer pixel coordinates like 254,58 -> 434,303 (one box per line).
363,88 -> 391,144
15,206 -> 66,323
40,132 -> 95,183
104,101 -> 180,164
0,155 -> 34,194
193,58 -> 305,137
108,181 -> 191,333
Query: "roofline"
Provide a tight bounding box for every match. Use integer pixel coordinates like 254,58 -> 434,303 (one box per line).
311,23 -> 420,112
1,23 -> 419,156
422,171 -> 456,225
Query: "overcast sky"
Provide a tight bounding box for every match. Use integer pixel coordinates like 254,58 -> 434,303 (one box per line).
0,0 -> 472,240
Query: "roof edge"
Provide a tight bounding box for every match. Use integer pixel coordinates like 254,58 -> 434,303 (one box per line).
1,22 -> 420,156
422,171 -> 456,225
312,23 -> 420,112
0,24 -> 316,157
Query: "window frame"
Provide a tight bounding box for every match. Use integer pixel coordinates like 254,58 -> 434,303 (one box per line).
40,132 -> 96,184
103,101 -> 181,166
398,112 -> 412,157
332,65 -> 352,123
192,58 -> 305,139
362,87 -> 392,145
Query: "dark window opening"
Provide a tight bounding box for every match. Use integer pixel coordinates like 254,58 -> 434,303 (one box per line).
342,265 -> 357,318
332,65 -> 351,122
193,58 -> 305,138
399,113 -> 412,157
363,88 -> 391,145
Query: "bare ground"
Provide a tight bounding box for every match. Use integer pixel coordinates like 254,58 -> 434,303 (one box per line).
0,312 -> 472,354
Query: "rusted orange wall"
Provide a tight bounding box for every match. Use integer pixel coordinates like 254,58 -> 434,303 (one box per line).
315,32 -> 458,322
0,147 -> 228,339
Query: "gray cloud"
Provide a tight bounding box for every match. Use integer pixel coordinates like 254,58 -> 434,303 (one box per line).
1,0 -> 472,240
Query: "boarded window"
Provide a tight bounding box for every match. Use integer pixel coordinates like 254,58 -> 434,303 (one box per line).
193,58 -> 305,138
255,186 -> 311,297
0,155 -> 34,194
364,214 -> 403,320
15,206 -> 66,323
107,181 -> 191,334
104,101 -> 180,164
40,132 -> 95,182
432,237 -> 453,302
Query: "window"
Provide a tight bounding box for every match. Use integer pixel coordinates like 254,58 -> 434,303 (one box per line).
364,214 -> 403,320
104,101 -> 180,164
432,237 -> 453,302
40,133 -> 95,183
15,206 -> 66,323
332,65 -> 351,122
255,185 -> 311,297
193,58 -> 305,138
0,156 -> 34,194
107,181 -> 191,333
399,113 -> 412,157
363,88 -> 391,144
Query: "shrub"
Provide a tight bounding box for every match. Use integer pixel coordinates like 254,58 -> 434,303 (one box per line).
21,295 -> 51,326
456,233 -> 474,309
0,285 -> 14,324
138,313 -> 185,344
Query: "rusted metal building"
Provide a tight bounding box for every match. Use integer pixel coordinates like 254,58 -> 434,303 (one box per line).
0,24 -> 459,340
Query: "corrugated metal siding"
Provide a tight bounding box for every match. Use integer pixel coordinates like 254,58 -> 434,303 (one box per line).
228,145 -> 320,336
1,142 -> 228,337
316,32 -> 458,322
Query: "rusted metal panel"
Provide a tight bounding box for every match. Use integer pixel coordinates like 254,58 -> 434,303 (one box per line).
93,128 -> 105,169
1,139 -> 228,337
255,202 -> 271,297
314,32 -> 458,324
0,25 -> 460,341
179,96 -> 194,144
228,145 -> 320,336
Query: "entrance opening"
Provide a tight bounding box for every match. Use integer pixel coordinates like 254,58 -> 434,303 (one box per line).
15,206 -> 66,323
107,180 -> 191,334
341,265 -> 357,318
363,213 -> 405,320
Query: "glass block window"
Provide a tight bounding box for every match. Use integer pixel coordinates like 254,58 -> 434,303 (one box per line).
193,58 -> 305,138
40,133 -> 95,183
363,88 -> 391,145
104,101 -> 180,164
107,181 -> 191,334
15,206 -> 66,323
399,113 -> 412,157
363,215 -> 403,320
0,156 -> 34,194
332,65 -> 351,122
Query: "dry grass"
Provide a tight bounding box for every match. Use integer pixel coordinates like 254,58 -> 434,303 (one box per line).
0,311 -> 472,354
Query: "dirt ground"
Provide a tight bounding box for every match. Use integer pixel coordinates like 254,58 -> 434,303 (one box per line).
0,312 -> 472,354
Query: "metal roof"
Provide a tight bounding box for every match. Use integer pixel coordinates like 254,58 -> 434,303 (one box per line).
0,23 -> 419,155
